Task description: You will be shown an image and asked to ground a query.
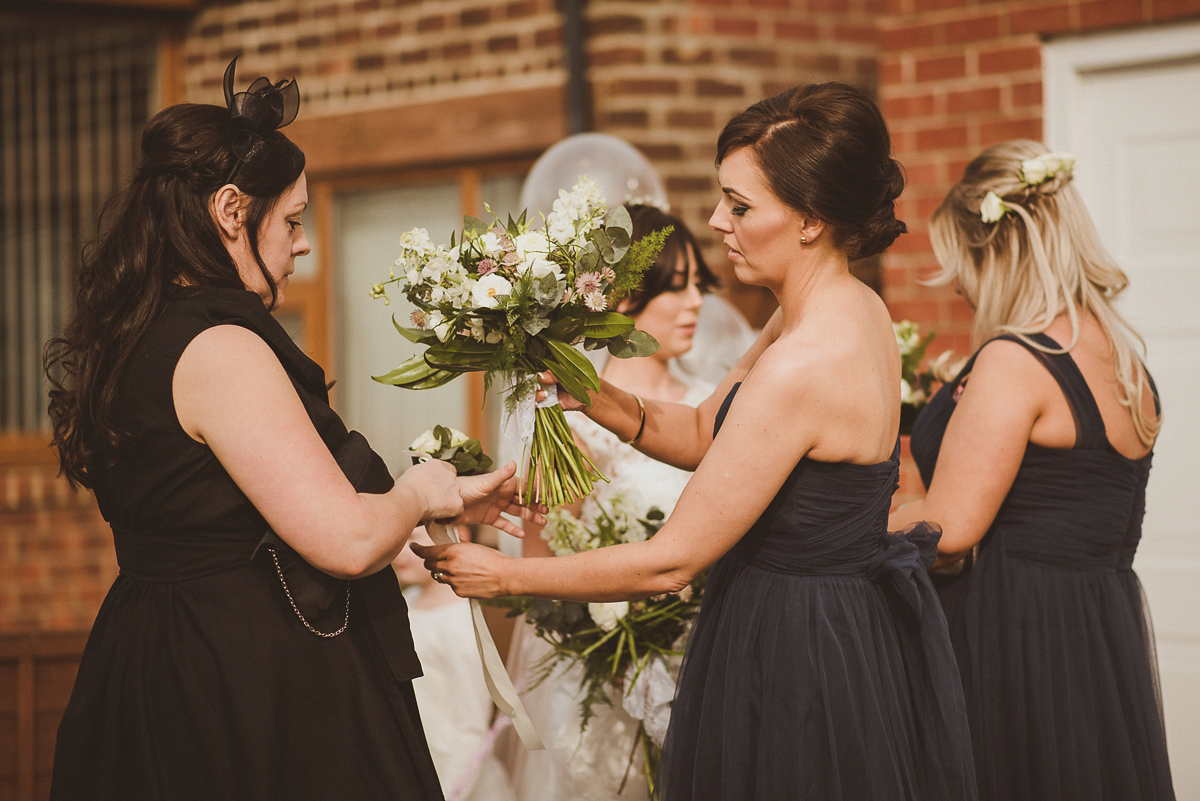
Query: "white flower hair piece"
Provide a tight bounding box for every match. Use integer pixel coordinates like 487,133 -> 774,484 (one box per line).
979,191 -> 1009,224
1019,151 -> 1075,187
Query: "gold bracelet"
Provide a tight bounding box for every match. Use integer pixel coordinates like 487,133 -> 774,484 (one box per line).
620,394 -> 647,446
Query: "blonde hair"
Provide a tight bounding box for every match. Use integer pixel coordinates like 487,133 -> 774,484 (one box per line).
928,139 -> 1160,447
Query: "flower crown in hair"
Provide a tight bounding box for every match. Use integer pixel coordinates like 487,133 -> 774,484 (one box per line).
979,151 -> 1076,224
222,56 -> 300,184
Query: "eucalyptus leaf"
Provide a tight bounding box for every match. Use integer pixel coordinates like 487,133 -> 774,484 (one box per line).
607,329 -> 661,359
580,311 -> 635,339
606,204 -> 632,235
463,215 -> 488,237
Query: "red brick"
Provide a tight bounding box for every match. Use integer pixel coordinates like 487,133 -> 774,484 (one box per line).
978,44 -> 1041,75
775,20 -> 820,40
1011,3 -> 1074,35
811,0 -> 853,11
375,21 -> 403,37
314,4 -> 338,19
353,0 -> 381,10
590,15 -> 646,34
947,85 -> 1001,114
901,159 -> 939,185
640,143 -> 684,161
713,15 -> 758,36
296,34 -> 321,49
460,7 -> 492,25
887,227 -> 933,253
356,53 -> 386,70
697,78 -> 745,97
979,116 -> 1043,142
880,59 -> 906,86
535,27 -> 561,46
880,21 -> 940,50
443,42 -> 472,58
334,27 -> 362,44
667,175 -> 714,193
417,15 -> 446,32
197,22 -> 223,37
1011,80 -> 1043,108
729,48 -> 779,67
915,123 -> 968,150
834,23 -> 878,43
591,47 -> 645,66
946,12 -> 1001,43
603,109 -> 649,127
793,52 -> 844,73
667,109 -> 716,127
1079,0 -> 1146,28
506,0 -> 539,17
915,54 -> 966,82
884,91 -> 938,119
610,78 -> 681,95
1152,0 -> 1200,19
748,0 -> 790,8
914,0 -> 968,11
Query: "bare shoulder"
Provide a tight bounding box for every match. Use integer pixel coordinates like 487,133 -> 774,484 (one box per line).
970,337 -> 1055,387
960,337 -> 1055,416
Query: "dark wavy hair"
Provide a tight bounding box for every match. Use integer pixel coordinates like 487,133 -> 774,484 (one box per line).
715,83 -> 907,261
621,204 -> 720,316
45,102 -> 305,488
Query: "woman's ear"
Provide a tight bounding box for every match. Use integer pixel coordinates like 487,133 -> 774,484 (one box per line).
798,217 -> 826,246
210,184 -> 246,243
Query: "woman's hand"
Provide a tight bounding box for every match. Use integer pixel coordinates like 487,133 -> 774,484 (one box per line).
536,370 -> 594,412
396,458 -> 463,522
410,541 -> 511,599
453,461 -> 547,537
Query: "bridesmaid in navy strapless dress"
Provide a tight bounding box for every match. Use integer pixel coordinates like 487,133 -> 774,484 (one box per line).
659,384 -> 976,800
908,334 -> 1174,801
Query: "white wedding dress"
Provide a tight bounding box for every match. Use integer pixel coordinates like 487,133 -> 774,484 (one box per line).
502,378 -> 712,801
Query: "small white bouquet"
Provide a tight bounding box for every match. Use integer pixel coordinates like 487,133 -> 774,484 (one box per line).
894,320 -> 936,434
372,178 -> 669,506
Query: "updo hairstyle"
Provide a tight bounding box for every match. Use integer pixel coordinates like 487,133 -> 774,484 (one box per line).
715,83 -> 907,261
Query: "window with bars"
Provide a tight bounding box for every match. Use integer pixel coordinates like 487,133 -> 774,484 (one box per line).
0,22 -> 157,434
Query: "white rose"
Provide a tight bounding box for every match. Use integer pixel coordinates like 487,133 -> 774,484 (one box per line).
471,274 -> 513,309
1020,157 -> 1048,186
410,429 -> 440,454
980,191 -> 1008,224
479,231 -> 504,257
514,231 -> 552,261
525,256 -> 563,282
588,601 -> 629,632
445,427 -> 470,448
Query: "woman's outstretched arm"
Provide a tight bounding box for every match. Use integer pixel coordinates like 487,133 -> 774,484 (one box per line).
415,337 -> 836,602
560,310 -> 782,471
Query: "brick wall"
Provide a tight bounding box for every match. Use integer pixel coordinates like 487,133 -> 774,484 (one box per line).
878,0 -> 1200,366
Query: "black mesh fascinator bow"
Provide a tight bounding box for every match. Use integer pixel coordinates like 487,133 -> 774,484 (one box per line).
222,56 -> 300,184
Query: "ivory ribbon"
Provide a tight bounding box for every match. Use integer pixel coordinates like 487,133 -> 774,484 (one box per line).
427,522 -> 544,750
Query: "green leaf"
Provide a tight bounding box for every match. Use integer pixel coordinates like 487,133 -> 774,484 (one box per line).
463,215 -> 488,237
545,310 -> 585,342
580,311 -> 635,339
607,329 -> 661,359
543,337 -> 601,400
392,315 -> 439,344
425,340 -> 494,370
373,354 -> 436,385
606,204 -> 632,235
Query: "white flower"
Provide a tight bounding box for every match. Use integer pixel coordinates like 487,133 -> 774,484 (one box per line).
445,427 -> 470,448
980,191 -> 1009,224
583,290 -> 607,312
524,256 -> 563,282
514,231 -> 552,262
900,377 -> 914,404
588,601 -> 629,632
479,231 -> 505,257
471,274 -> 513,309
893,321 -> 921,353
1019,157 -> 1049,186
399,228 -> 435,256
410,429 -> 440,454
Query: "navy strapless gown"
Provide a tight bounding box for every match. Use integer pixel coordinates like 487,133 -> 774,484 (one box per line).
911,333 -> 1174,801
658,383 -> 977,800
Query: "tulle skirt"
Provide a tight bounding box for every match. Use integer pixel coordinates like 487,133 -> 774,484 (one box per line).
658,548 -> 976,801
938,546 -> 1175,801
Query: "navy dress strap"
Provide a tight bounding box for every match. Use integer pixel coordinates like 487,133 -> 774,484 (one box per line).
998,332 -> 1109,451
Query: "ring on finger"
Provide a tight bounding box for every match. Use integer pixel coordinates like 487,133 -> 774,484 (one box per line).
432,570 -> 447,583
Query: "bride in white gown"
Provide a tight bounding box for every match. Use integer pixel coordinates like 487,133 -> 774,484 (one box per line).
502,206 -> 753,800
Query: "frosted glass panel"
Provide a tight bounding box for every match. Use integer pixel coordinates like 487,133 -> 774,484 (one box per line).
334,182 -> 466,473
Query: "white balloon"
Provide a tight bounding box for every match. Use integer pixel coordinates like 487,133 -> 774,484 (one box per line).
519,133 -> 668,220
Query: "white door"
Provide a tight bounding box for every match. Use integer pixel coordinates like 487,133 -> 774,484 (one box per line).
1046,21 -> 1200,796
333,175 -> 523,473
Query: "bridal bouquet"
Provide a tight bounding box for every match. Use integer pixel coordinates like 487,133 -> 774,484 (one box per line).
491,493 -> 704,794
371,178 -> 668,506
895,320 -> 936,435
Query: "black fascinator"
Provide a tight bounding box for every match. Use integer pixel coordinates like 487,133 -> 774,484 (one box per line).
222,56 -> 300,185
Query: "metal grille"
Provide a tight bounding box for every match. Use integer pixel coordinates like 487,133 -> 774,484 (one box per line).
0,23 -> 156,431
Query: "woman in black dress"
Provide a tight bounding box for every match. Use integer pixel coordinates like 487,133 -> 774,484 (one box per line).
416,83 -> 977,801
45,60 -> 539,800
890,140 -> 1174,801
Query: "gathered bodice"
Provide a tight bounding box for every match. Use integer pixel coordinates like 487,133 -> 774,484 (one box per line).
714,383 -> 926,579
911,333 -> 1155,571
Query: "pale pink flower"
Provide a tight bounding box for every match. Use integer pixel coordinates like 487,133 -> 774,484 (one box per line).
584,290 -> 607,312
575,271 -> 602,296
477,258 -> 498,276
410,309 -> 428,328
